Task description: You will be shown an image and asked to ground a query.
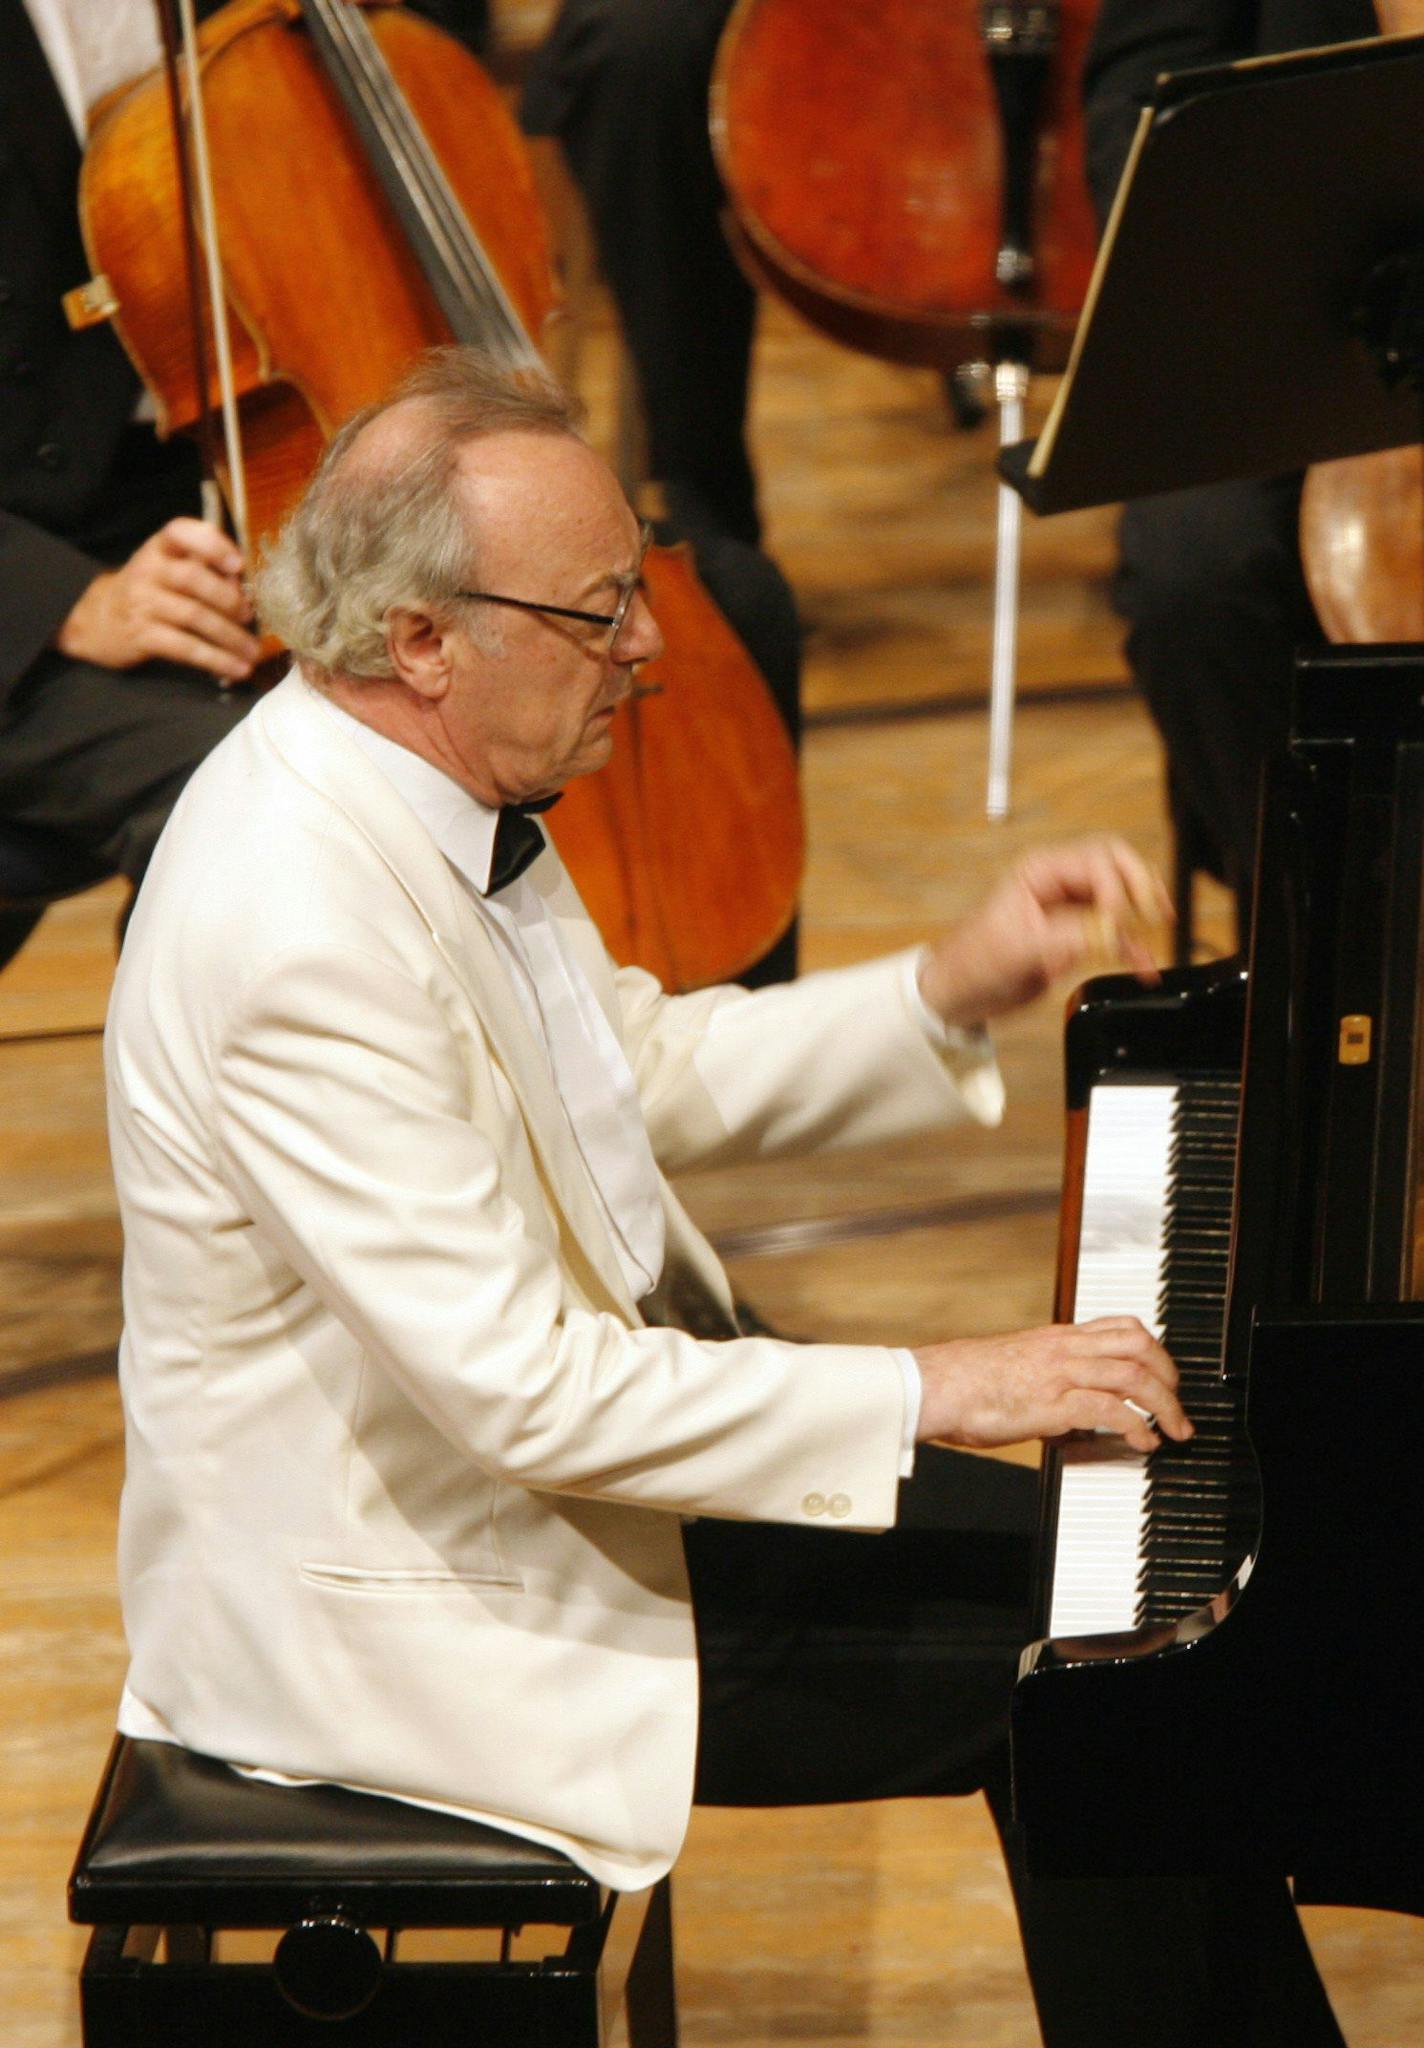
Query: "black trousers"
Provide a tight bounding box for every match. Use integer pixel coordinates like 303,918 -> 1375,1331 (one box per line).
1113,476 -> 1324,919
0,653 -> 251,888
686,1445 -> 1344,2048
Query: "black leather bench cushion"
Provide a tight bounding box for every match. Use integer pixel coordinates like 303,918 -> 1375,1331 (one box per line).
69,1738 -> 601,1929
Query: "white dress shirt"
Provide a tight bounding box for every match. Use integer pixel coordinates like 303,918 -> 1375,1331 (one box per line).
318,687 -> 668,1303
314,684 -> 934,1469
22,0 -> 160,138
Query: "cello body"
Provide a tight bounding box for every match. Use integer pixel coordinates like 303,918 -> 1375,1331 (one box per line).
79,0 -> 803,990
711,0 -> 1099,373
1300,446 -> 1424,645
80,0 -> 555,546
1296,9 -> 1424,649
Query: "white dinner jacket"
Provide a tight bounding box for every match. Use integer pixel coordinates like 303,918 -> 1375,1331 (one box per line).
105,674 -> 1005,1888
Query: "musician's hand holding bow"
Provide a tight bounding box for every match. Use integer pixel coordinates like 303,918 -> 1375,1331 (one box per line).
917,835 -> 1172,1029
913,1316 -> 1191,1454
54,517 -> 259,685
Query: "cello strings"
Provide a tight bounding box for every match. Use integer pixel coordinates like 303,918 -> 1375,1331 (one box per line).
309,0 -> 498,342
316,0 -> 538,371
347,15 -> 537,369
303,0 -> 514,354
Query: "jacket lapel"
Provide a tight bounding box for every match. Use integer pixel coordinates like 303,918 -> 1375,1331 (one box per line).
257,677 -> 643,1320
526,841 -> 741,1336
0,0 -> 83,233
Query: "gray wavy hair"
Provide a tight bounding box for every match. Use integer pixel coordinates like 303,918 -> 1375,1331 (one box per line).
253,349 -> 582,681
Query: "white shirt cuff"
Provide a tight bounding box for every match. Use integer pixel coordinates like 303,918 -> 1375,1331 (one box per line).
892,1346 -> 921,1478
902,946 -> 992,1056
902,947 -> 1004,1127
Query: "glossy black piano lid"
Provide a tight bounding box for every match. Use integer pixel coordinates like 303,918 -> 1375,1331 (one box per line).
1062,958 -> 1246,1113
1231,642 -> 1424,1340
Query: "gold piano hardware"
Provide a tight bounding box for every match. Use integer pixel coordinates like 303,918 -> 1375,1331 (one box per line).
1338,1014 -> 1372,1065
62,276 -> 119,331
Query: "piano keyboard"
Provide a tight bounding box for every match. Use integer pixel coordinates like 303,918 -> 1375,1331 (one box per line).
1047,1073 -> 1240,1639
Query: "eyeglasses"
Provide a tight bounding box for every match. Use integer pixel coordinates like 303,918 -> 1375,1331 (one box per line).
457,522 -> 653,651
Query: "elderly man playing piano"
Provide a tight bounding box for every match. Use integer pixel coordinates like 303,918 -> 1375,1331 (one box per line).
104,349 -> 1344,2047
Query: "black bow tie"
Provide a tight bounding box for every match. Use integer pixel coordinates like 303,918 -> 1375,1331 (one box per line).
487,794 -> 561,895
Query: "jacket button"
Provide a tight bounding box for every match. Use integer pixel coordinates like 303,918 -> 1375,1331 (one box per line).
828,1493 -> 851,1518
801,1491 -> 826,1517
11,355 -> 33,381
35,441 -> 65,470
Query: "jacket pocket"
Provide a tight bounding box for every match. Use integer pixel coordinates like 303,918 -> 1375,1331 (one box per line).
299,1560 -> 522,1594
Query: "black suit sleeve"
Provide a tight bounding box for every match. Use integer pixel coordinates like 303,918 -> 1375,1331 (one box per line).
403,0 -> 490,53
0,509 -> 103,696
1081,0 -> 1258,227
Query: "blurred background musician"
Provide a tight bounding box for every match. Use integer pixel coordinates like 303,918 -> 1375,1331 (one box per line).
522,0 -> 756,554
0,0 -> 489,961
1082,0 -> 1379,937
0,0 -> 257,955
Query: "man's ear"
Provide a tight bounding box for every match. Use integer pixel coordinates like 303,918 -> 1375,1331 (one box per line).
386,606 -> 456,701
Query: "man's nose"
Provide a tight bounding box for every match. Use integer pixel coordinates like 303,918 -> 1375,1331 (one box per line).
617,589 -> 664,666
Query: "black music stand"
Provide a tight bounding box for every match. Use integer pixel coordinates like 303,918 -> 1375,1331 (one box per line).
999,30 -> 1424,515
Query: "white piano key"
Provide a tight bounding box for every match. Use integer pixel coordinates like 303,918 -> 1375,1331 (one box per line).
1047,1083 -> 1176,1637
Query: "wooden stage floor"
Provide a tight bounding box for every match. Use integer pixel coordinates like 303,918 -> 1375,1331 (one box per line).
2,303 -> 1419,2045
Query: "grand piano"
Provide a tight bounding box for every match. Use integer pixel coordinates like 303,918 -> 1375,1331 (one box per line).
1013,644 -> 1424,1916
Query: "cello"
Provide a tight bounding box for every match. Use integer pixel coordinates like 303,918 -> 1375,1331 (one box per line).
78,0 -> 803,990
1300,443 -> 1424,642
710,0 -> 1099,377
1297,0 -> 1424,642
710,0 -> 1100,818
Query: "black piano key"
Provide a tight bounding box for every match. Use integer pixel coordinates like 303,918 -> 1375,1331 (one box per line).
1138,1072 -> 1249,1628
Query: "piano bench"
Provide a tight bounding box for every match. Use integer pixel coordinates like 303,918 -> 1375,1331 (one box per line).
68,1736 -> 677,2048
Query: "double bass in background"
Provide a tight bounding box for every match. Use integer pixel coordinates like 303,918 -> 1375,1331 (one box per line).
77,0 -> 803,992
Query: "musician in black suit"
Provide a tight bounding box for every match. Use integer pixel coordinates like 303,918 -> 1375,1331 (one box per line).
1082,0 -> 1378,924
0,0 -> 491,947
523,0 -> 752,548
0,0 -> 262,942
521,0 -> 802,986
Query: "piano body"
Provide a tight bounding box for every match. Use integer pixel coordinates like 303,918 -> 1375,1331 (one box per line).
1012,646 -> 1424,1915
